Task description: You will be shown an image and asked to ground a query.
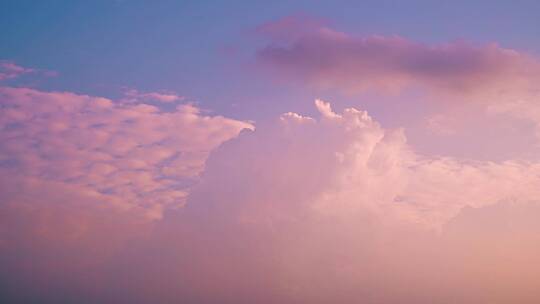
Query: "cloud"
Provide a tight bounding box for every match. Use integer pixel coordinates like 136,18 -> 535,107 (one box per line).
2,96 -> 540,303
188,99 -> 540,228
123,88 -> 184,103
0,60 -> 58,81
144,100 -> 540,303
256,13 -> 330,43
0,61 -> 35,81
257,16 -> 540,149
257,16 -> 540,98
488,98 -> 540,142
0,86 -> 252,219
122,100 -> 540,303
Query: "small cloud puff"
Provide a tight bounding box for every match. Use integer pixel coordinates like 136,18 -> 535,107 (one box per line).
123,88 -> 184,103
0,61 -> 35,81
0,60 -> 57,81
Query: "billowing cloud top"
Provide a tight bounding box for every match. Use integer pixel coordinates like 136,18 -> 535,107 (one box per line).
2,82 -> 540,303
188,99 -> 540,229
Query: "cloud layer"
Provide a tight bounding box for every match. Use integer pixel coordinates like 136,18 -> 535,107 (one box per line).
2,91 -> 540,303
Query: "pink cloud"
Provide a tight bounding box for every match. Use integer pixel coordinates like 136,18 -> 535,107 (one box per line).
188,99 -> 540,228
257,16 -> 540,96
123,88 -> 184,103
0,60 -> 57,81
0,86 -> 252,219
144,100 -> 540,302
256,13 -> 330,43
2,95 -> 540,303
257,16 -> 540,153
1,57 -> 539,303
0,61 -> 35,81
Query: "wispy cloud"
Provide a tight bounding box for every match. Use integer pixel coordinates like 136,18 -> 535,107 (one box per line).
0,61 -> 35,81
0,60 -> 57,81
122,88 -> 184,103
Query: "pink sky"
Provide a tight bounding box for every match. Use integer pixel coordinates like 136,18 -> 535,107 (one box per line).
2,12 -> 540,304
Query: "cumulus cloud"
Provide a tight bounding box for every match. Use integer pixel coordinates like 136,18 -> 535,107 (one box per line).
119,100 -> 540,303
140,100 -> 540,303
188,99 -> 540,228
0,86 -> 252,219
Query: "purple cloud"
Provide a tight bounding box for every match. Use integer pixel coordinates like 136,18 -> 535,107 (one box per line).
257,16 -> 540,96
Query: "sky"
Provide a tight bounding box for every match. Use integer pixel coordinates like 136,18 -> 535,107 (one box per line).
1,1 -> 540,303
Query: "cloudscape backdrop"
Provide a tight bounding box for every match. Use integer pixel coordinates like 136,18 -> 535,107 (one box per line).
2,1 -> 540,303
